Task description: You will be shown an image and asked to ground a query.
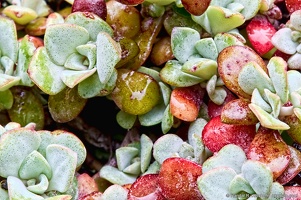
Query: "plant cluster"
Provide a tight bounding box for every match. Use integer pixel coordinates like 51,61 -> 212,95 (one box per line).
1,0 -> 301,199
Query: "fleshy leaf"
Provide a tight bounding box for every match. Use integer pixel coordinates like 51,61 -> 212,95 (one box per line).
48,86 -> 87,123
101,184 -> 128,200
251,88 -> 272,113
158,81 -> 171,105
171,27 -> 200,63
287,70 -> 301,93
267,56 -> 289,103
271,28 -> 299,55
140,134 -> 153,173
116,146 -> 139,171
192,6 -> 245,36
138,102 -> 166,126
153,133 -> 183,164
0,15 -> 18,62
123,161 -> 141,175
182,58 -> 218,80
238,61 -> 274,95
46,144 -> 77,193
195,38 -> 218,60
197,167 -> 237,200
249,103 -> 290,130
160,60 -> 203,87
78,68 -> 117,98
0,89 -> 13,110
241,160 -> 273,197
60,68 -> 97,88
26,174 -> 49,194
99,165 -> 137,185
2,5 -> 38,25
7,176 -> 44,200
264,89 -> 281,118
214,32 -> 244,52
0,128 -> 41,178
28,47 -> 66,95
44,23 -> 89,66
96,32 -> 121,84
22,0 -> 51,17
0,74 -> 20,91
19,150 -> 52,180
64,52 -> 88,71
116,110 -> 136,130
76,43 -> 97,70
229,174 -> 255,195
65,12 -> 114,41
161,104 -> 174,134
202,144 -> 247,174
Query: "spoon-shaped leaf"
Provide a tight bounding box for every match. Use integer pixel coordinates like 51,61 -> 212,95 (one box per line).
96,32 -> 121,84
28,47 -> 66,95
241,160 -> 273,197
0,128 -> 41,178
7,176 -> 44,200
19,150 -> 52,179
46,144 -> 77,193
197,167 -> 237,200
48,86 -> 87,123
44,23 -> 89,65
247,127 -> 291,179
0,16 -> 18,62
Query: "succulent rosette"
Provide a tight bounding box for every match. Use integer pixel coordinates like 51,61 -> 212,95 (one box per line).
28,11 -> 121,98
0,122 -> 87,199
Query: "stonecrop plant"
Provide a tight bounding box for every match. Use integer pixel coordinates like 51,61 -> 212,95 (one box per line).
2,0 -> 301,199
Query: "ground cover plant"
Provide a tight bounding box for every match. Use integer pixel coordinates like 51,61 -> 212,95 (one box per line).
1,0 -> 301,199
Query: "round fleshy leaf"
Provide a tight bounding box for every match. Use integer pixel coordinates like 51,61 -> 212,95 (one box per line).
101,184 -> 128,200
238,61 -> 274,95
78,68 -> 117,98
46,144 -> 77,193
140,134 -> 153,173
2,5 -> 38,25
171,27 -> 200,63
44,23 -> 90,66
0,128 -> 41,178
202,144 -> 247,174
192,6 -> 245,36
247,127 -> 291,179
160,60 -> 203,87
218,45 -> 267,99
138,102 -> 166,126
271,28 -> 299,55
153,134 -> 183,164
241,160 -> 273,197
197,167 -> 237,200
188,118 -> 207,145
123,161 -> 141,175
19,150 -> 52,180
287,70 -> 301,93
28,47 -> 66,95
48,86 -> 87,123
7,176 -> 44,200
116,110 -> 136,130
96,32 -> 121,84
277,146 -> 301,185
229,174 -> 255,195
182,57 -> 218,80
195,38 -> 218,60
26,174 -> 49,194
0,89 -> 13,110
8,87 -> 45,130
0,15 -> 18,62
76,43 -> 97,70
99,165 -> 137,185
37,130 -> 86,168
267,182 -> 284,200
116,146 -> 139,171
214,32 -> 245,53
111,69 -> 161,115
65,12 -> 113,41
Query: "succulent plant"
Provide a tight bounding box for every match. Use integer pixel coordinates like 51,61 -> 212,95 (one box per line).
272,10 -> 301,70
0,122 -> 87,199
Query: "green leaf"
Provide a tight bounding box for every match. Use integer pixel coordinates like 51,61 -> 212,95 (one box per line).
96,32 -> 121,84
116,147 -> 139,171
140,134 -> 153,173
44,23 -> 89,65
116,110 -> 136,130
60,68 -> 97,88
28,47 -> 66,95
48,86 -> 87,123
161,104 -> 174,134
46,144 -> 77,193
171,27 -> 200,63
99,165 -> 137,185
0,128 -> 41,178
0,89 -> 13,110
